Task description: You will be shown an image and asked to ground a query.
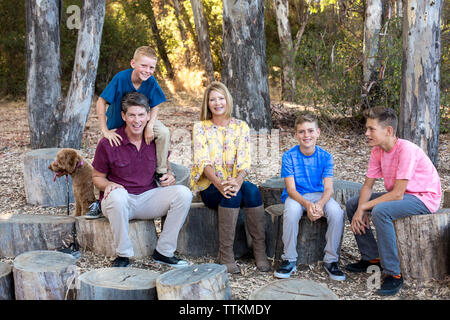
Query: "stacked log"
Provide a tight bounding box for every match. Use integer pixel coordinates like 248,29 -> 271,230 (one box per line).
0,214 -> 76,257
78,268 -> 160,300
156,264 -> 231,300
13,250 -> 77,300
76,217 -> 157,258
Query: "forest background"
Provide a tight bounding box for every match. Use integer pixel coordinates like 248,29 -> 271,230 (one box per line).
0,0 -> 448,133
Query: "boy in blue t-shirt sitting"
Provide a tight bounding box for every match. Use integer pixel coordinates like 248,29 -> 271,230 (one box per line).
274,112 -> 345,280
96,46 -> 170,182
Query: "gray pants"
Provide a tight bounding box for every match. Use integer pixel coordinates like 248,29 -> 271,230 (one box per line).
282,193 -> 344,263
101,185 -> 192,258
346,193 -> 430,275
153,119 -> 170,174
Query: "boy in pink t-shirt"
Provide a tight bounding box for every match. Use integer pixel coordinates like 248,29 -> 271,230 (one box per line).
345,107 -> 441,296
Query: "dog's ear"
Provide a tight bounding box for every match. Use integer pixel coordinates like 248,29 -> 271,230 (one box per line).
64,149 -> 82,174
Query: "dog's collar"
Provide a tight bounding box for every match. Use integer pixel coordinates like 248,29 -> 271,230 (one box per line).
77,160 -> 84,168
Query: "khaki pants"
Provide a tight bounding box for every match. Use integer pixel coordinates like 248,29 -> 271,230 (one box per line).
101,185 -> 192,258
153,120 -> 170,174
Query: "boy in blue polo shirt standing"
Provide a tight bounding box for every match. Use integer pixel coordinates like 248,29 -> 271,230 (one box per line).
274,112 -> 345,280
96,46 -> 170,182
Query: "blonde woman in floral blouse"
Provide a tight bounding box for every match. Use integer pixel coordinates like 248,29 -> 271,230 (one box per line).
190,81 -> 270,274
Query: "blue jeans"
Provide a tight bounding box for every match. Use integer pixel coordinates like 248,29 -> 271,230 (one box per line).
200,181 -> 263,209
346,193 -> 431,275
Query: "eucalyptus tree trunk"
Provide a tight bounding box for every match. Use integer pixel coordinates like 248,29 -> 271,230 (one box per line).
171,0 -> 192,67
26,0 -> 105,149
273,0 -> 295,101
190,0 -> 215,83
361,0 -> 383,108
26,0 -> 62,148
222,0 -> 272,131
57,0 -> 105,148
398,0 -> 442,166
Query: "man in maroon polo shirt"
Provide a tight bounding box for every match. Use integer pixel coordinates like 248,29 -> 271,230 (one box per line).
92,92 -> 192,267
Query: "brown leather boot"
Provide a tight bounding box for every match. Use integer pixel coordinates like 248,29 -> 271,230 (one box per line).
245,205 -> 271,272
217,206 -> 240,274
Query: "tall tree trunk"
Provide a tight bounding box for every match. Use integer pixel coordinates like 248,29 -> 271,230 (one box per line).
26,0 -> 62,148
190,0 -> 215,83
57,0 -> 106,148
171,0 -> 192,67
398,0 -> 442,166
361,0 -> 383,109
222,0 -> 272,131
147,0 -> 174,79
273,0 -> 296,101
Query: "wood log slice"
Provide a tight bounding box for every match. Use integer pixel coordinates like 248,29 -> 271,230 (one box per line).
76,217 -> 157,258
249,279 -> 338,300
77,267 -> 160,300
265,204 -> 337,265
176,202 -> 249,258
259,176 -> 362,207
156,263 -> 231,300
13,250 -> 77,300
394,208 -> 450,281
22,148 -> 75,206
0,214 -> 76,258
0,262 -> 14,300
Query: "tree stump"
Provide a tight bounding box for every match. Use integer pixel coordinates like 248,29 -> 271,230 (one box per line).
76,217 -> 157,258
249,279 -> 338,300
265,204 -> 339,265
156,264 -> 231,300
176,202 -> 250,258
13,250 -> 77,300
0,214 -> 76,258
77,268 -> 160,300
394,208 -> 450,281
0,262 -> 14,300
22,148 -> 75,206
259,176 -> 362,207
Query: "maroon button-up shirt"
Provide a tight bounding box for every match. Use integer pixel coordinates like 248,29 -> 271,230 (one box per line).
92,125 -> 158,202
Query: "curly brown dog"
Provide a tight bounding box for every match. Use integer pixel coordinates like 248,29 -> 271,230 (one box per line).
48,148 -> 96,216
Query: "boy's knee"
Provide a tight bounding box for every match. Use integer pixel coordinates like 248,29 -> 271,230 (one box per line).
345,195 -> 359,218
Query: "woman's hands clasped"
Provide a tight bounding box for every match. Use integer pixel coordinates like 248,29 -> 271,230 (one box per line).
218,176 -> 243,199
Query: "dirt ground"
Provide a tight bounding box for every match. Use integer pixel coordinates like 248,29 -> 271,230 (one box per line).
0,89 -> 449,300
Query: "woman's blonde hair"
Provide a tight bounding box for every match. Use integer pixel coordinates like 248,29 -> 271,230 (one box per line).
200,81 -> 233,121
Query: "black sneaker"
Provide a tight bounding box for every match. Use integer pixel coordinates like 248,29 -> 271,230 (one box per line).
273,260 -> 297,279
112,256 -> 130,267
377,275 -> 403,296
154,173 -> 164,186
345,259 -> 382,273
323,262 -> 346,281
85,201 -> 102,219
152,249 -> 189,268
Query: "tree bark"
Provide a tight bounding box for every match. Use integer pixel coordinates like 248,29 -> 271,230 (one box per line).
190,0 -> 215,83
57,0 -> 105,148
398,0 -> 442,166
0,262 -> 14,300
147,0 -> 175,79
361,0 -> 383,109
171,0 -> 192,67
26,0 -> 62,148
222,0 -> 272,131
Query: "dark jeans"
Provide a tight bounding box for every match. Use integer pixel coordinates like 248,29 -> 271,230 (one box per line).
200,181 -> 263,209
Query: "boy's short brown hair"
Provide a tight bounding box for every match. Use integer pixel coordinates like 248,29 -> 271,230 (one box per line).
364,106 -> 398,135
295,111 -> 319,129
133,46 -> 157,61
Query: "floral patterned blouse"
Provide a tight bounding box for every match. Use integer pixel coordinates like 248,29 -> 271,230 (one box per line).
190,118 -> 251,193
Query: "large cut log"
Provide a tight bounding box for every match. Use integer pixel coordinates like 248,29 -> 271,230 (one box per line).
176,202 -> 250,258
22,148 -> 75,206
394,208 -> 450,281
76,217 -> 157,258
0,262 -> 14,300
13,250 -> 77,300
156,263 -> 231,300
0,214 -> 76,258
249,279 -> 338,300
265,204 -> 343,265
259,176 -> 362,207
77,267 -> 160,300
